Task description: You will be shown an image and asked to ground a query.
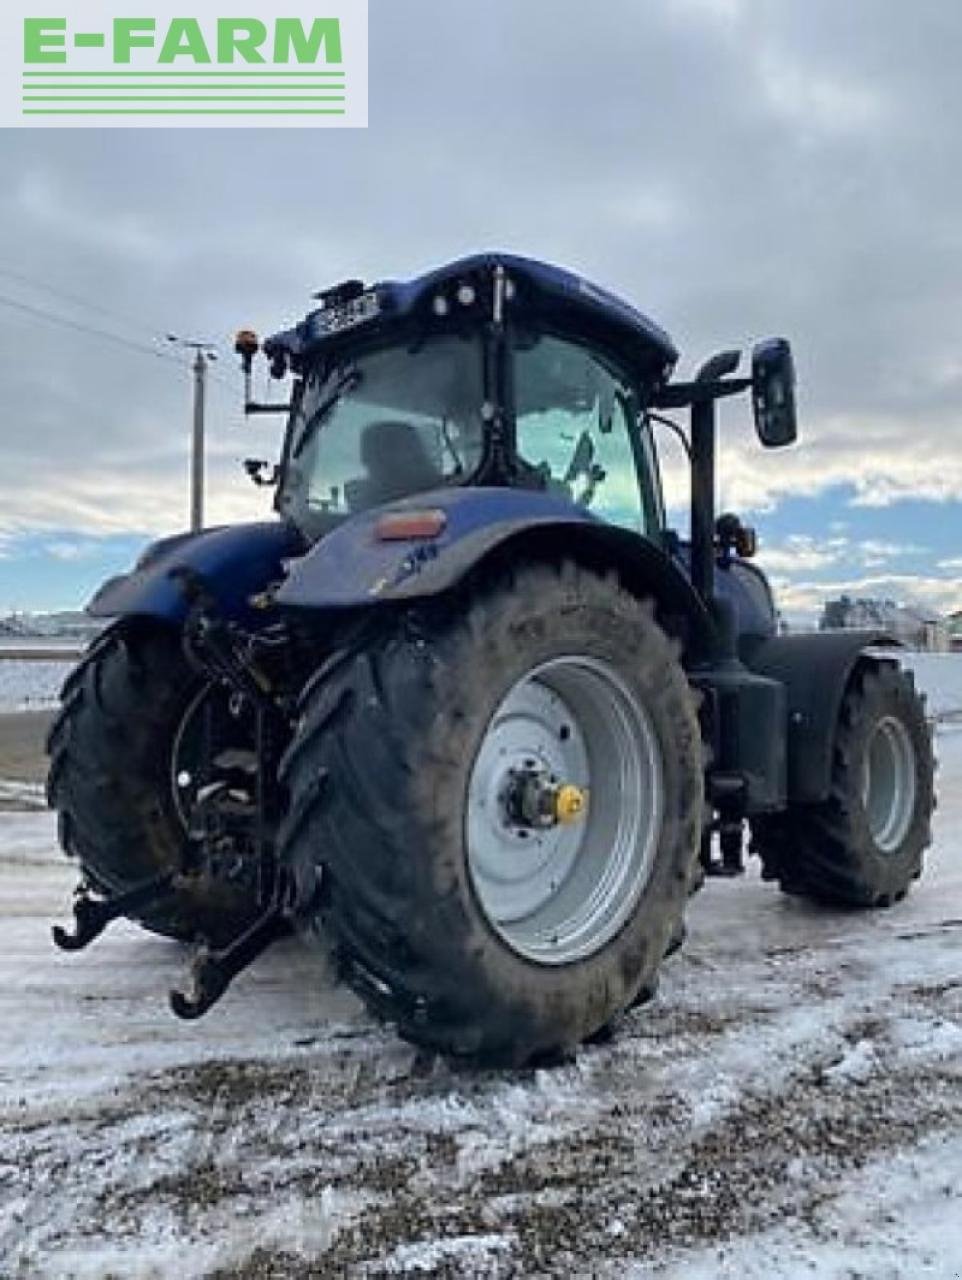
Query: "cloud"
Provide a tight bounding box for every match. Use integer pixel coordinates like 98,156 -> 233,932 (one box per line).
756,535 -> 847,574
40,535 -> 154,564
669,0 -> 743,21
1,0 -> 961,605
758,50 -> 888,139
15,170 -> 179,267
857,539 -> 928,567
756,532 -> 928,577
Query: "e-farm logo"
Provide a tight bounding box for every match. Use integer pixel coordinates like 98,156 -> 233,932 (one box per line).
3,1 -> 367,128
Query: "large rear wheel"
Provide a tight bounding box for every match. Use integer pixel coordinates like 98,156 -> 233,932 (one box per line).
279,562 -> 703,1065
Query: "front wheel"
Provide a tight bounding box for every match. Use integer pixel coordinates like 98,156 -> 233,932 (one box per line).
278,562 -> 703,1066
752,662 -> 934,907
47,623 -> 261,944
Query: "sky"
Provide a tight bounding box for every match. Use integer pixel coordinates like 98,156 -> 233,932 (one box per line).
1,0 -> 961,623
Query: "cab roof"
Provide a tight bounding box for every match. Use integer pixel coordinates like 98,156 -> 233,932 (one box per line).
265,252 -> 678,381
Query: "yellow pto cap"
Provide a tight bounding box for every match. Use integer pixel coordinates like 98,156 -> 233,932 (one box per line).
555,784 -> 588,825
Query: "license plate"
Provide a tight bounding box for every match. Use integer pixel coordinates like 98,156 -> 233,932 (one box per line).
321,289 -> 380,334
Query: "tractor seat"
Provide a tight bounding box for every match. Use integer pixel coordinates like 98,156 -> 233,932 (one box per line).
354,419 -> 442,508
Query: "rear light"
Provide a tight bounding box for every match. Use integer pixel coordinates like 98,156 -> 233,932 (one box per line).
375,510 -> 447,541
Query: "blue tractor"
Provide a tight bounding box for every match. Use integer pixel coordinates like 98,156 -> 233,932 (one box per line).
48,254 -> 935,1065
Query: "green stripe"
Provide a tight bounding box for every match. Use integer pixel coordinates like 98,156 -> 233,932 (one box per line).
22,70 -> 345,77
22,87 -> 347,92
22,108 -> 347,115
24,95 -> 345,101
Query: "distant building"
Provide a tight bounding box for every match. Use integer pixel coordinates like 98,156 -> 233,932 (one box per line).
0,611 -> 103,640
820,596 -> 950,652
947,611 -> 962,653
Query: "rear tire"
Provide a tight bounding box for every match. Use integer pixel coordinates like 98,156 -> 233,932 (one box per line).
278,562 -> 703,1066
47,623 -> 259,944
751,662 -> 934,907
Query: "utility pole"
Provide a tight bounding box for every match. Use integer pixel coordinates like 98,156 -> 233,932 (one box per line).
168,336 -> 218,532
191,348 -> 207,533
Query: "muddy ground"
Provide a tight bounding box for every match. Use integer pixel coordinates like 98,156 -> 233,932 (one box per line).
0,712 -> 53,788
1,714 -> 960,1278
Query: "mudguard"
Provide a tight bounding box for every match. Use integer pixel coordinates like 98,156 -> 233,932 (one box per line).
744,629 -> 899,803
87,522 -> 302,626
672,544 -> 777,644
275,487 -> 716,650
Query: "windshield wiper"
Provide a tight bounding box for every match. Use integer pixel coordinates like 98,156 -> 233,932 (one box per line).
293,366 -> 362,459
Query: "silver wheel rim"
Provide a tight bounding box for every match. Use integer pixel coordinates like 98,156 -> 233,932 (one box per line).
466,656 -> 664,964
863,714 -> 916,854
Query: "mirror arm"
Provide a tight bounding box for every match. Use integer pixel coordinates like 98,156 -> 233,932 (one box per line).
650,377 -> 751,411
696,349 -> 742,383
244,402 -> 293,416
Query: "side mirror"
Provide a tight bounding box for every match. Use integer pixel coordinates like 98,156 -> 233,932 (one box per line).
752,338 -> 797,448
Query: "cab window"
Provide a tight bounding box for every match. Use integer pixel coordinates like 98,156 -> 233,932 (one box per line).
281,333 -> 485,522
513,333 -> 654,534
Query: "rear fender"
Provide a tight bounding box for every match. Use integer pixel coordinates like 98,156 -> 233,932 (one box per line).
87,522 -> 302,626
744,630 -> 899,803
275,487 -> 716,656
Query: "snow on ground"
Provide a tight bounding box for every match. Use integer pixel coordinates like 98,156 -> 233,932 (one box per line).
902,651 -> 962,721
0,646 -> 953,719
0,664 -> 960,1277
0,660 -> 73,713
0,639 -> 86,654
0,781 -> 47,813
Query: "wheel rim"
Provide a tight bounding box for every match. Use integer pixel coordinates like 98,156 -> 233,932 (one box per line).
862,714 -> 917,854
466,656 -> 664,964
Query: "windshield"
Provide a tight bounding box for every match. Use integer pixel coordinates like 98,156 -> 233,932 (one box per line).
278,333 -> 485,525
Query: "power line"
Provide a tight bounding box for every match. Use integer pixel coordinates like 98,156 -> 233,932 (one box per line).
0,266 -> 239,381
0,289 -> 242,399
0,284 -> 260,537
0,264 -> 177,346
0,266 -> 274,402
0,282 -> 277,517
0,292 -> 188,365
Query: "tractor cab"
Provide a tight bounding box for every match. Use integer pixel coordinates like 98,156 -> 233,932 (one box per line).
239,254 -> 681,546
273,324 -> 669,544
241,254 -> 797,612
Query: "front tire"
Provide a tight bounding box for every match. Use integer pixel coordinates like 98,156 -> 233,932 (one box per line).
47,623 -> 259,944
279,562 -> 703,1066
752,662 -> 934,907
